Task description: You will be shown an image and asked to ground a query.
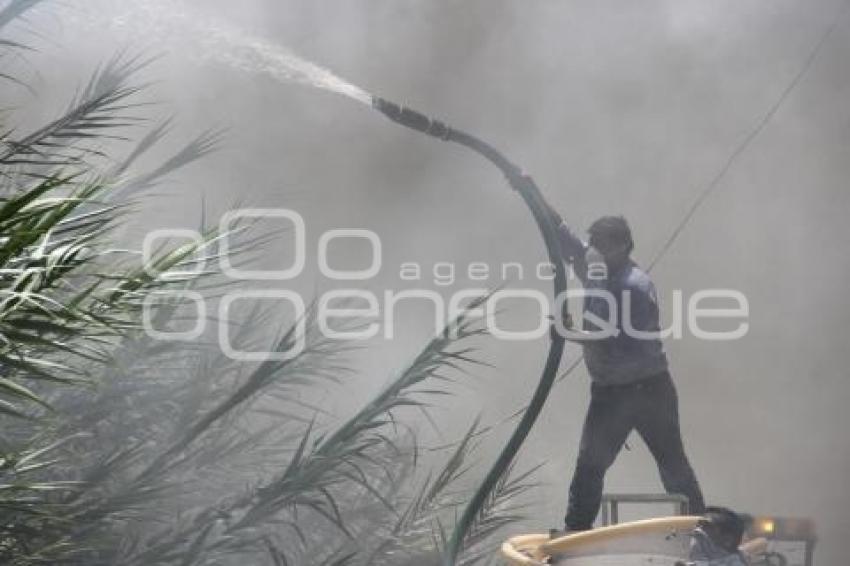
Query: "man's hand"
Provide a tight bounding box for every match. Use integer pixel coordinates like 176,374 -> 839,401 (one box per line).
505,169 -> 567,233
548,311 -> 575,341
506,169 -> 535,193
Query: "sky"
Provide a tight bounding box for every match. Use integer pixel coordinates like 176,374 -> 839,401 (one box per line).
10,0 -> 850,563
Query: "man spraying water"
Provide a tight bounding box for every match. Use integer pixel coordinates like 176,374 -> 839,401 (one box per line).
541,200 -> 707,533
370,97 -> 708,560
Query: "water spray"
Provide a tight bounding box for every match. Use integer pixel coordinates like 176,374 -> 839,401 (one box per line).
372,95 -> 570,566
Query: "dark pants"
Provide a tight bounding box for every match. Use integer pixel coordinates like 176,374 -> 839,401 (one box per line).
564,371 -> 705,530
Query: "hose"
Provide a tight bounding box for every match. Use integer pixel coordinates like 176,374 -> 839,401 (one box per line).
372,97 -> 568,565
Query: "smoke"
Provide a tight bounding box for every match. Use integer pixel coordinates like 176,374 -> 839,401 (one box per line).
12,0 -> 850,563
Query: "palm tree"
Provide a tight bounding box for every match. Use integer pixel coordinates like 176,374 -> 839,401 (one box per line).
0,3 -> 540,564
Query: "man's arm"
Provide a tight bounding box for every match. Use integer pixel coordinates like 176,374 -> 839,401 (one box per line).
508,172 -> 588,274
540,195 -> 587,267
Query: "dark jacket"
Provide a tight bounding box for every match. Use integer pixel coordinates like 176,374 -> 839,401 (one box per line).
556,220 -> 669,385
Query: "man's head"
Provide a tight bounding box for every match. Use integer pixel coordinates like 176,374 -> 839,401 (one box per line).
698,506 -> 748,553
587,215 -> 633,268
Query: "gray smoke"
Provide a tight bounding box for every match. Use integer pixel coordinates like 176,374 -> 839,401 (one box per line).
13,0 -> 850,563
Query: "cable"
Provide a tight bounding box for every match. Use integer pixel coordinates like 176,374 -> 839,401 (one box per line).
647,0 -> 849,272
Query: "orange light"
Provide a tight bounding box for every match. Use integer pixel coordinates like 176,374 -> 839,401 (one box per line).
759,519 -> 775,534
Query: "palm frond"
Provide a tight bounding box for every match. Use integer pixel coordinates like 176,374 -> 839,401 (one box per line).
0,0 -> 46,33
229,296 -> 489,534
0,53 -> 150,172
109,128 -> 224,201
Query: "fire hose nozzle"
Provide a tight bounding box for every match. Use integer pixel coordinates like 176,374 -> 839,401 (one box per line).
372,97 -> 452,140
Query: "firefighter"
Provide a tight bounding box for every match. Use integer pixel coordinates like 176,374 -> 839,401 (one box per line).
678,506 -> 750,566
544,203 -> 706,533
